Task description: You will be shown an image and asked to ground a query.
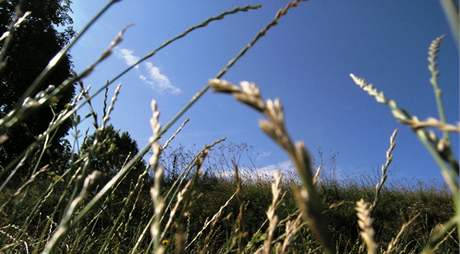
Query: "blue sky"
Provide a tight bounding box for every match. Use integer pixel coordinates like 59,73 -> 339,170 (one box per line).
70,1 -> 459,186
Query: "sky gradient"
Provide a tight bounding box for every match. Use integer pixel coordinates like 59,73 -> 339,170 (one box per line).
70,1 -> 459,186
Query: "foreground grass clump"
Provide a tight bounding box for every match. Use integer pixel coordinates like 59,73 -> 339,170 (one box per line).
0,0 -> 459,253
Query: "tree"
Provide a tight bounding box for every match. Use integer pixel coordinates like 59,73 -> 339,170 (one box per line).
80,125 -> 148,196
0,0 -> 76,171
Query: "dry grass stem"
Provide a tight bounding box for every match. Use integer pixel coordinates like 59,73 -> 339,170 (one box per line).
0,24 -> 130,140
440,0 -> 459,48
261,171 -> 283,254
154,0 -> 305,154
313,166 -> 322,185
371,129 -> 398,211
130,139 -> 224,254
21,0 -> 122,102
161,138 -> 225,224
41,171 -> 101,254
209,78 -> 335,254
161,118 -> 190,150
384,213 -> 420,254
422,215 -> 460,254
277,213 -> 303,254
349,73 -> 459,194
148,100 -> 165,254
101,84 -> 122,129
356,199 -> 377,254
400,117 -> 460,133
81,4 -> 262,130
427,35 -> 450,142
0,11 -> 32,72
0,11 -> 31,42
160,180 -> 192,241
185,189 -> 240,250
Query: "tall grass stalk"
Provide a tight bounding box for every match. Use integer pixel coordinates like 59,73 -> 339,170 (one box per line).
20,0 -> 122,102
350,34 -> 460,247
129,138 -> 224,254
41,171 -> 101,254
261,172 -> 283,254
440,0 -> 459,48
148,99 -> 165,254
427,35 -> 450,142
208,78 -> 335,253
383,213 -> 420,254
185,188 -> 240,250
0,11 -> 31,73
33,4 -> 262,139
371,129 -> 397,211
349,74 -> 459,194
0,25 -> 130,183
355,199 -> 377,254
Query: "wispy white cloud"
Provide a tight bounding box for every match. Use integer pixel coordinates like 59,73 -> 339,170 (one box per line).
116,48 -> 140,68
115,47 -> 181,95
143,62 -> 181,95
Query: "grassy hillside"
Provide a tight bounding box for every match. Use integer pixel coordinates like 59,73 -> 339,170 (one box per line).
0,170 -> 457,253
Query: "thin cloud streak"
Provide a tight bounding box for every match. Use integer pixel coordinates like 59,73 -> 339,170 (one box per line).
117,48 -> 140,67
143,62 -> 181,95
115,47 -> 181,95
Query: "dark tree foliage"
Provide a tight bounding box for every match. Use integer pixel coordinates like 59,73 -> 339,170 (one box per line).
0,0 -> 76,172
81,125 -> 148,197
78,126 -> 149,243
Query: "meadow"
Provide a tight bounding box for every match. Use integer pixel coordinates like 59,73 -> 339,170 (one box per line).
0,0 -> 459,253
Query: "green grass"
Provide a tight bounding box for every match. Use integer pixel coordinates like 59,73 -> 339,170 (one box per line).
0,172 -> 456,253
